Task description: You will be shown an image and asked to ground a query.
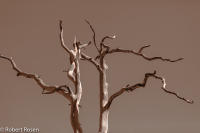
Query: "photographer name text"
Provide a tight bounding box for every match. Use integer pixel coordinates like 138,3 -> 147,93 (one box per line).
0,127 -> 39,133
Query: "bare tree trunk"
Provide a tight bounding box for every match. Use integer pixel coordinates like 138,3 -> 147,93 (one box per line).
99,58 -> 109,133
99,109 -> 109,133
70,58 -> 83,133
70,100 -> 83,133
59,21 -> 86,133
82,20 -> 193,133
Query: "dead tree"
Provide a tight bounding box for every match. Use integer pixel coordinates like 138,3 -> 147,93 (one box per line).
81,20 -> 194,133
0,20 -> 91,133
0,20 -> 193,133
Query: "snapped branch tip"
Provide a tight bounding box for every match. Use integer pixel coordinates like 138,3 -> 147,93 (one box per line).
59,20 -> 63,30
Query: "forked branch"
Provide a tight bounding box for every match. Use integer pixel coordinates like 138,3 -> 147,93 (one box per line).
81,52 -> 101,71
0,54 -> 74,101
84,21 -> 183,63
104,71 -> 193,110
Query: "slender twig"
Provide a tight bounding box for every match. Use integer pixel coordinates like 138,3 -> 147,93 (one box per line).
59,20 -> 73,56
99,35 -> 116,55
85,19 -> 100,53
104,71 -> 193,110
138,45 -> 151,53
100,35 -> 116,45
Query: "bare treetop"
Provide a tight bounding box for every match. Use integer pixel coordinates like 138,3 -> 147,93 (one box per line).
0,20 -> 193,133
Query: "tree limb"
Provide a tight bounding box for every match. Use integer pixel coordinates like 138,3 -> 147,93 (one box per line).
85,19 -> 100,53
104,71 -> 193,110
98,45 -> 183,62
0,54 -> 74,101
59,20 -> 73,56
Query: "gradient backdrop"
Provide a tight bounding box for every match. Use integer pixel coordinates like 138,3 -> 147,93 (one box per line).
0,0 -> 199,133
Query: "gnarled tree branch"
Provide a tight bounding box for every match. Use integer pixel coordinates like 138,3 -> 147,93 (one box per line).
0,54 -> 74,102
104,71 -> 193,110
98,45 -> 183,62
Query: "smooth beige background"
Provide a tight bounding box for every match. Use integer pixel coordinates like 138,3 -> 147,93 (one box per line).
0,0 -> 199,133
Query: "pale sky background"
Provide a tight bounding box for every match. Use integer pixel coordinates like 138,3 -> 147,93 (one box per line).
0,0 -> 199,133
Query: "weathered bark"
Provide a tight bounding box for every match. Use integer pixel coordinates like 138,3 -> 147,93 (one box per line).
70,58 -> 83,133
99,109 -> 109,133
98,58 -> 109,133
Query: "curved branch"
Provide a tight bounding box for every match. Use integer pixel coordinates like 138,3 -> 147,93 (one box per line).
59,20 -> 73,56
0,54 -> 74,101
105,46 -> 183,62
101,35 -> 116,44
85,19 -> 100,53
100,35 -> 116,53
104,71 -> 193,110
138,45 -> 151,53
